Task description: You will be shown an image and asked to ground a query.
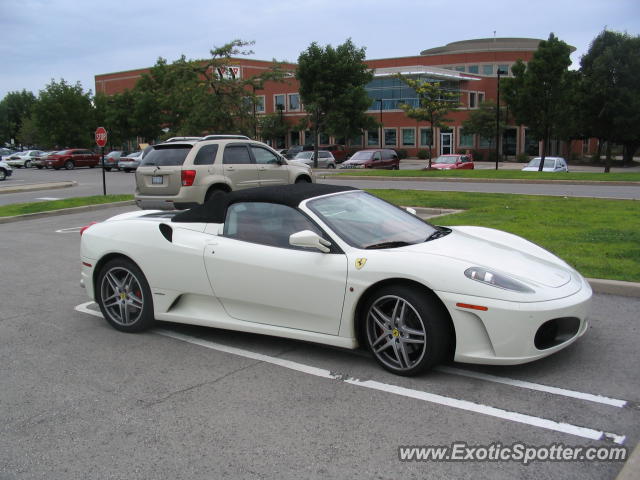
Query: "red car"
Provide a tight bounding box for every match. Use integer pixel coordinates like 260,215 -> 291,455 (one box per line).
324,144 -> 349,163
430,154 -> 474,170
46,149 -> 101,170
339,149 -> 400,170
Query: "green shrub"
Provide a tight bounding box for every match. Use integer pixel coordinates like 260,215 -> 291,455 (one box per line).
396,149 -> 408,159
417,149 -> 430,159
471,149 -> 484,162
516,152 -> 530,163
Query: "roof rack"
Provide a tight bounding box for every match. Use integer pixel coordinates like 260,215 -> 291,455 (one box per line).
164,137 -> 203,142
201,134 -> 250,141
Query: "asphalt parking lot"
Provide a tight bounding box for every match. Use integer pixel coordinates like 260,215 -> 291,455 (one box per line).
1,205 -> 638,479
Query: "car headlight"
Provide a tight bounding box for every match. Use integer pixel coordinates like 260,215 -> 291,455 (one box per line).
464,267 -> 535,293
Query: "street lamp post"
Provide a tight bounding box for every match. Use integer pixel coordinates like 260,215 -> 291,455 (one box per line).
495,69 -> 505,170
377,98 -> 383,148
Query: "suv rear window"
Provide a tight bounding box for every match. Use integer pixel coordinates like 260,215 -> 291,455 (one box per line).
140,145 -> 192,167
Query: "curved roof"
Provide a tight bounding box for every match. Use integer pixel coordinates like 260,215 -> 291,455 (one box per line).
421,37 -> 575,56
172,183 -> 357,223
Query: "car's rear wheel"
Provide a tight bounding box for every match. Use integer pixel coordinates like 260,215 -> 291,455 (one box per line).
25,160 -> 31,168
64,160 -> 74,170
96,258 -> 154,333
0,169 -> 6,181
295,176 -> 311,184
363,285 -> 451,376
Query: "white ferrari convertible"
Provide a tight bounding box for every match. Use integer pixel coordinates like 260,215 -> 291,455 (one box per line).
80,184 -> 591,376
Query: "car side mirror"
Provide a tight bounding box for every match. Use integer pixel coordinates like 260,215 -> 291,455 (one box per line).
289,230 -> 331,253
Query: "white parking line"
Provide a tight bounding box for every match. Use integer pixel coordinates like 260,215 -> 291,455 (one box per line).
436,366 -> 628,408
56,226 -> 82,233
73,301 -> 627,444
36,197 -> 61,201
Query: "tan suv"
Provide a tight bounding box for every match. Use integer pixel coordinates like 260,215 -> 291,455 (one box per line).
135,138 -> 315,209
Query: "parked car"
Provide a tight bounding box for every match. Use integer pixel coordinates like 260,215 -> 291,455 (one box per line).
324,144 -> 349,163
0,159 -> 12,180
118,151 -> 144,172
103,151 -> 128,171
134,137 -> 314,210
430,154 -> 474,170
339,149 -> 400,170
5,150 -> 44,168
81,183 -> 592,376
522,157 -> 569,172
31,151 -> 56,169
46,149 -> 101,170
285,144 -> 314,159
0,148 -> 17,160
292,150 -> 336,169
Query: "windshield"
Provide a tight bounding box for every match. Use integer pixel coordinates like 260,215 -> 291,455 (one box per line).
295,152 -> 314,159
307,191 -> 440,249
140,144 -> 192,166
349,151 -> 374,161
527,158 -> 555,168
433,156 -> 458,164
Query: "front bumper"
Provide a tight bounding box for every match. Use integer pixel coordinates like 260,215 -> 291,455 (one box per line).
437,277 -> 592,365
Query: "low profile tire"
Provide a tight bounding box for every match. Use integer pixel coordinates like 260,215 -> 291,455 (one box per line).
96,258 -> 154,333
0,169 -> 6,181
64,160 -> 74,170
363,285 -> 451,376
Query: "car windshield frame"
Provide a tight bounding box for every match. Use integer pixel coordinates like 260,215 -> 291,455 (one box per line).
294,152 -> 314,159
349,151 -> 374,161
433,155 -> 459,164
527,158 -> 556,168
306,191 -> 440,249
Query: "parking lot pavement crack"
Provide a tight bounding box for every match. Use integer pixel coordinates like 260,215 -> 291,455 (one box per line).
140,360 -> 262,407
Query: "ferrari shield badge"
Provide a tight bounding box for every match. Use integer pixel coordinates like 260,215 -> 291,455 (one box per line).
355,258 -> 367,270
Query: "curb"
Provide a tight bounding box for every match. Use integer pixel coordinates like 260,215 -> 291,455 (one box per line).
586,278 -> 640,298
616,442 -> 640,480
0,201 -> 136,224
0,181 -> 77,194
323,175 -> 640,187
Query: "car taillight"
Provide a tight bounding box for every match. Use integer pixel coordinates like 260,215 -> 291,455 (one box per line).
80,222 -> 97,236
181,170 -> 196,186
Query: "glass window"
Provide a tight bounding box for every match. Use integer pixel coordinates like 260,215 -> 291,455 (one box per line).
290,131 -> 300,146
367,129 -> 379,146
459,129 -> 473,147
140,145 -> 192,166
288,93 -> 300,111
193,144 -> 219,165
498,65 -> 509,75
469,92 -> 477,109
307,191 -> 438,250
454,66 -> 465,72
468,65 -> 479,74
255,96 -> 265,112
401,128 -> 415,146
223,202 -> 322,250
420,128 -> 432,147
349,133 -> 363,147
251,146 -> 280,165
274,94 -> 285,111
223,145 -> 252,164
479,136 -> 492,148
482,64 -> 494,75
478,92 -> 485,104
384,129 -> 397,147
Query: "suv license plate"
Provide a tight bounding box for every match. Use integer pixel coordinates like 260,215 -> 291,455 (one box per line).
152,176 -> 163,185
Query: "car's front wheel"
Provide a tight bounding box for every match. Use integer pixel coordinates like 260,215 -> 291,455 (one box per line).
64,160 -> 74,170
363,285 -> 451,376
96,258 -> 154,332
0,169 -> 6,181
25,160 -> 31,168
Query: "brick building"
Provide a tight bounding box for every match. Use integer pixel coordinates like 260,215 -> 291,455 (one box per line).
95,37 -> 590,158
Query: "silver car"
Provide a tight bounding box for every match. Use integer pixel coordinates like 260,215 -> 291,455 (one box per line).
521,157 -> 569,172
292,150 -> 336,169
118,151 -> 144,172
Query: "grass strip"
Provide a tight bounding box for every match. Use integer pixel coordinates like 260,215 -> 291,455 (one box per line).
0,195 -> 134,217
369,189 -> 640,283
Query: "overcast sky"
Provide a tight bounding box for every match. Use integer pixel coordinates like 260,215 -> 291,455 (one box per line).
1,0 -> 638,99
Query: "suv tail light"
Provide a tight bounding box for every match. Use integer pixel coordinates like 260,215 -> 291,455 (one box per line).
181,170 -> 196,186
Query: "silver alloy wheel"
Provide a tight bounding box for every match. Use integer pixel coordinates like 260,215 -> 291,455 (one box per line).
366,295 -> 427,371
100,266 -> 145,326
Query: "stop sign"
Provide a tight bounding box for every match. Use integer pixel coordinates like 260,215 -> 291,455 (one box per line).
95,127 -> 108,147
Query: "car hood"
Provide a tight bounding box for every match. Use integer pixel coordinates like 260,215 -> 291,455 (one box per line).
401,226 -> 573,288
431,163 -> 456,169
341,158 -> 369,165
522,166 -> 555,172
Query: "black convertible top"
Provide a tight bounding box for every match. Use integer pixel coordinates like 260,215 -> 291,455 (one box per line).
172,183 -> 358,223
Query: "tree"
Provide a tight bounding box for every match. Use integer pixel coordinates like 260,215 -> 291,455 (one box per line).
579,30 -> 640,171
396,77 -> 459,168
0,90 -> 36,147
258,113 -> 289,146
462,101 -> 505,150
501,33 -> 573,171
31,79 -> 94,148
297,39 -> 373,167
